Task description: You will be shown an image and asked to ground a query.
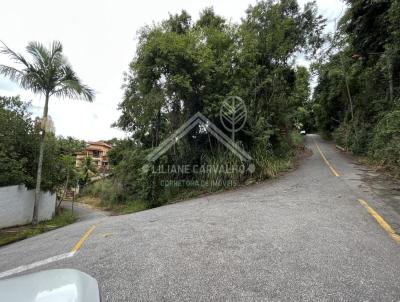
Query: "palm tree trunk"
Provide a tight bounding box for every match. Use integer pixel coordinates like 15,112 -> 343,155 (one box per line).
32,92 -> 49,226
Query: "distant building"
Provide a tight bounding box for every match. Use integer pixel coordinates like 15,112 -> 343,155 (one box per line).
75,141 -> 112,172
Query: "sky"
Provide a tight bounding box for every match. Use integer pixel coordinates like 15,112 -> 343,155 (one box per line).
0,0 -> 343,141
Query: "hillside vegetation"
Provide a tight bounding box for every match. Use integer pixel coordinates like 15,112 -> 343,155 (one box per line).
313,0 -> 400,176
101,1 -> 323,209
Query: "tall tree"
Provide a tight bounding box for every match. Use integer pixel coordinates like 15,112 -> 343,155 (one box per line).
314,0 -> 400,157
0,96 -> 34,186
0,41 -> 94,225
114,2 -> 324,205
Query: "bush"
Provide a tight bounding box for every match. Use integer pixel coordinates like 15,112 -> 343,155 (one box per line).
202,150 -> 244,189
82,130 -> 301,209
81,179 -> 122,207
253,147 -> 292,179
368,110 -> 400,171
333,121 -> 370,155
290,131 -> 305,149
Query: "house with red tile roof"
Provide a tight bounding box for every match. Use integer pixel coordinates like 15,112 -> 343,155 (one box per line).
75,141 -> 112,172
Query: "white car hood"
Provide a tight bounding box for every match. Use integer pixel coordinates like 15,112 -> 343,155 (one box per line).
0,269 -> 100,302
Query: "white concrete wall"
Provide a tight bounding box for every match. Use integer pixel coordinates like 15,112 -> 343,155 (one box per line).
0,185 -> 56,228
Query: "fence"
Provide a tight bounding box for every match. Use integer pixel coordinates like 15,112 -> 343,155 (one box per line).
0,185 -> 56,228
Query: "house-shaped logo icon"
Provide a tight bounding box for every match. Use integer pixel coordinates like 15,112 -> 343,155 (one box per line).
143,112 -> 254,173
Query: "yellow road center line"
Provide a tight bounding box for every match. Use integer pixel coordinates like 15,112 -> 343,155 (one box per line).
314,142 -> 340,177
71,225 -> 96,253
358,199 -> 400,244
0,224 -> 98,279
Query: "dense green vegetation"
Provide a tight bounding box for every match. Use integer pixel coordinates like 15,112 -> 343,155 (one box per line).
98,0 -> 323,210
313,0 -> 400,175
0,41 -> 94,224
0,95 -> 86,191
3,0 -> 398,215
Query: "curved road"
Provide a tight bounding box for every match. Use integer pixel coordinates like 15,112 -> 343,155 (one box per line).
61,200 -> 109,222
1,135 -> 400,301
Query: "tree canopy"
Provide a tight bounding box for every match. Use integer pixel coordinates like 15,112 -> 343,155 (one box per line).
313,0 -> 400,165
0,95 -> 85,190
111,1 -> 325,205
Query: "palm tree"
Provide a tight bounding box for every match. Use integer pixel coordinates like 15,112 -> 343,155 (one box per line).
80,156 -> 97,186
0,41 -> 94,225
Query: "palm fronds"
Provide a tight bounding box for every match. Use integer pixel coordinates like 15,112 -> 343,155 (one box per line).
0,40 -> 95,100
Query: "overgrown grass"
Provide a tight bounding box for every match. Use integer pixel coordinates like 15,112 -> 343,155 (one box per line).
291,131 -> 305,148
112,201 -> 149,214
81,178 -> 121,206
368,110 -> 400,177
330,111 -> 400,177
253,150 -> 293,179
0,209 -> 76,247
79,179 -> 150,214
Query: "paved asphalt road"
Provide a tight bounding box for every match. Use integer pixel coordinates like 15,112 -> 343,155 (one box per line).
61,200 -> 109,222
1,134 -> 400,301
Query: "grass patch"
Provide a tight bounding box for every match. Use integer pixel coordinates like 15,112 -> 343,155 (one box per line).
291,131 -> 305,148
78,179 -> 150,215
78,185 -> 149,215
0,208 -> 76,247
77,196 -> 103,208
111,201 -> 149,215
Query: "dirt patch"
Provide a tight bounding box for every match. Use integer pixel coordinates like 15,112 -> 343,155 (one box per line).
77,196 -> 103,208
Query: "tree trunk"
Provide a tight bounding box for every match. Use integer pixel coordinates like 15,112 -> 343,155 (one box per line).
150,109 -> 162,207
32,92 -> 49,226
339,54 -> 354,121
56,170 -> 70,212
387,53 -> 394,103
